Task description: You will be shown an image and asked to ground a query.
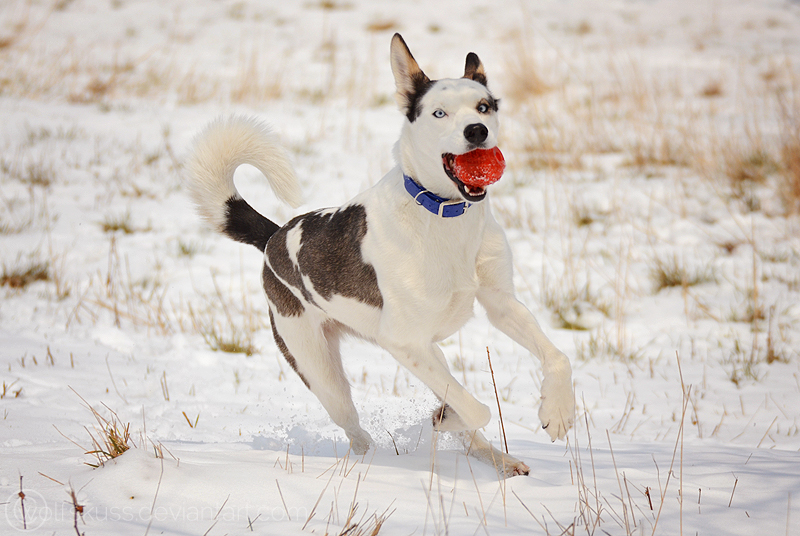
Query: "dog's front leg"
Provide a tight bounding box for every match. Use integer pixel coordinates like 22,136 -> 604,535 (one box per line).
476,286 -> 575,441
381,340 -> 492,431
475,219 -> 575,440
395,343 -> 529,476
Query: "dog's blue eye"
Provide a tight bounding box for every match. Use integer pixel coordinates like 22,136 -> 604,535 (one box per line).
477,103 -> 489,113
433,109 -> 446,118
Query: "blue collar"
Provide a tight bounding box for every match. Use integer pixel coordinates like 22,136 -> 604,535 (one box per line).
403,175 -> 471,218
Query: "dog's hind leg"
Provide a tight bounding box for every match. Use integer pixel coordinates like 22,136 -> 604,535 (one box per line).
269,310 -> 372,454
432,403 -> 530,478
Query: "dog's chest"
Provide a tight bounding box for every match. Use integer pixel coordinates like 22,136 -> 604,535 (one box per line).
362,208 -> 485,336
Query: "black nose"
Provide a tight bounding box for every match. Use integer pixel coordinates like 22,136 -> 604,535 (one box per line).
464,123 -> 488,146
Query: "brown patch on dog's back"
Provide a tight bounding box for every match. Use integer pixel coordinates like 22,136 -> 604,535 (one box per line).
266,218 -> 317,305
296,205 -> 383,309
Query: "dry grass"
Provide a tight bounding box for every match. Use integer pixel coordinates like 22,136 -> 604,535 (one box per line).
335,502 -> 393,536
0,211 -> 31,235
498,16 -> 798,218
62,231 -> 266,353
177,239 -> 204,258
777,88 -> 800,214
1,259 -> 49,290
309,0 -> 353,10
70,389 -> 135,468
699,79 -> 724,98
533,358 -> 695,536
543,282 -> 612,331
69,236 -> 175,333
0,9 -> 285,106
650,254 -> 717,293
575,329 -> 643,362
779,135 -> 800,213
1,380 -> 23,399
100,212 -> 136,234
85,411 -> 133,467
1,150 -> 57,188
192,317 -> 259,355
185,275 -> 264,356
502,29 -> 553,105
230,43 -> 284,104
365,20 -> 398,33
719,140 -> 776,206
494,14 -> 800,369
625,133 -> 692,169
0,0 -> 398,116
721,333 -> 764,385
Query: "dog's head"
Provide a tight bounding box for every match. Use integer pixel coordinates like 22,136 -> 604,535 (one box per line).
391,33 -> 500,203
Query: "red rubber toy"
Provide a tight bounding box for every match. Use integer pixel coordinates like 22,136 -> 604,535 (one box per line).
452,147 -> 505,187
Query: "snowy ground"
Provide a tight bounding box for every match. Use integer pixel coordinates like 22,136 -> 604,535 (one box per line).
2,0 -> 800,534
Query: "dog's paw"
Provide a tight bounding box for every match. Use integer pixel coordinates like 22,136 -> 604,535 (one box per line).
461,431 -> 530,478
347,430 -> 373,455
538,356 -> 575,442
499,457 -> 530,478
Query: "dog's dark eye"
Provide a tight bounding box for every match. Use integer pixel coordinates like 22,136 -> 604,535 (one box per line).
477,103 -> 489,114
433,109 -> 446,118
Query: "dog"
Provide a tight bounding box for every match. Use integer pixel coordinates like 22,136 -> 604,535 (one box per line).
185,34 -> 574,477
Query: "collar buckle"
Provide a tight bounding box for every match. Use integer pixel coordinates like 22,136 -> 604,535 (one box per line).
438,198 -> 470,217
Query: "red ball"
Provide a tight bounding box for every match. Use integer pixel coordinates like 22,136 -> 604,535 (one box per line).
452,147 -> 505,187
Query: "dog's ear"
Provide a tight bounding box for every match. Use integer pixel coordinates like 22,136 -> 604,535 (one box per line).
391,33 -> 432,121
463,52 -> 488,87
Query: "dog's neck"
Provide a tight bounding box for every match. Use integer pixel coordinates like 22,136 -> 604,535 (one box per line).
403,175 -> 471,218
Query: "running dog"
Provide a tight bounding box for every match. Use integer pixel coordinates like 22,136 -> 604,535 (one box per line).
185,34 -> 574,477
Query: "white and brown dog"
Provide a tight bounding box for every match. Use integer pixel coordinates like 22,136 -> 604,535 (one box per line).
185,34 -> 574,476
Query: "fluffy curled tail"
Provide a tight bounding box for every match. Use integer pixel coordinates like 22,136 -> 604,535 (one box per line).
184,116 -> 303,251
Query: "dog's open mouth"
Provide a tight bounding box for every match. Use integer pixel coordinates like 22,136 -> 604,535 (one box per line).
442,153 -> 488,201
442,147 -> 505,202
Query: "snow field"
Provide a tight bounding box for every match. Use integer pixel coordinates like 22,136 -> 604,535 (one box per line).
2,0 -> 800,534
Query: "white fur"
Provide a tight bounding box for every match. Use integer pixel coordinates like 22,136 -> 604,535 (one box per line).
186,35 -> 575,478
185,116 -> 303,231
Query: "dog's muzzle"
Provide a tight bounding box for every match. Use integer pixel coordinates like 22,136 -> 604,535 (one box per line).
442,154 -> 488,201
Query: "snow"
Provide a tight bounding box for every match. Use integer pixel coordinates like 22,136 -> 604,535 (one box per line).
1,0 -> 799,534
